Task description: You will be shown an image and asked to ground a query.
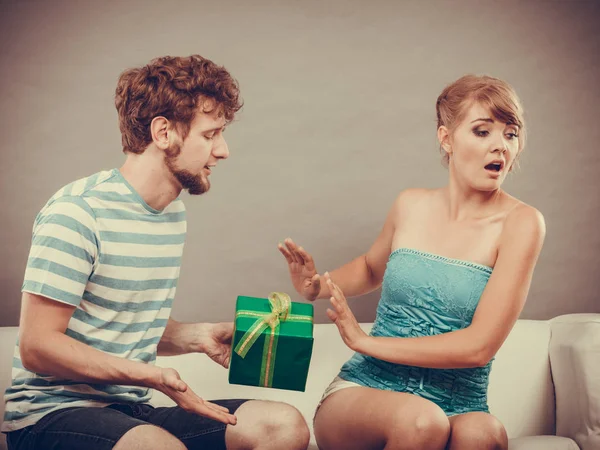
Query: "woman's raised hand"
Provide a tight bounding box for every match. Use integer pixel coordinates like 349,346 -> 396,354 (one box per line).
278,238 -> 322,301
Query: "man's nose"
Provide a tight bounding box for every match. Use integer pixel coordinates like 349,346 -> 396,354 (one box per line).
213,135 -> 229,159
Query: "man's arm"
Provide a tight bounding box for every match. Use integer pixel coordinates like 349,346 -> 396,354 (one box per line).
158,318 -> 234,368
19,292 -> 163,386
157,318 -> 205,356
19,292 -> 237,424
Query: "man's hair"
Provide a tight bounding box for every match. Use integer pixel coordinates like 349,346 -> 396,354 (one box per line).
115,55 -> 242,154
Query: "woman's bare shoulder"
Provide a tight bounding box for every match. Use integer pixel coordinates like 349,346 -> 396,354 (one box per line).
502,197 -> 546,240
392,187 -> 442,212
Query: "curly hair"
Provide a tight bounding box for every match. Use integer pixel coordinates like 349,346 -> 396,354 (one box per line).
436,75 -> 526,167
115,55 -> 242,154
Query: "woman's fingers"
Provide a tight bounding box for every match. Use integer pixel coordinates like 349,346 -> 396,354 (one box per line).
296,246 -> 315,270
284,239 -> 299,263
287,238 -> 306,264
278,243 -> 294,264
309,273 -> 321,290
326,308 -> 338,322
325,273 -> 344,301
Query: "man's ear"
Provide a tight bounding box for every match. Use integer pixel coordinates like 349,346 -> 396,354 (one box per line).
437,125 -> 452,155
150,116 -> 171,150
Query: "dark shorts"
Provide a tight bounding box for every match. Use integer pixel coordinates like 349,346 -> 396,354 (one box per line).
5,399 -> 250,450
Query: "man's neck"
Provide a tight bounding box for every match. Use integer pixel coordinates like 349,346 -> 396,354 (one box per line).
119,148 -> 182,212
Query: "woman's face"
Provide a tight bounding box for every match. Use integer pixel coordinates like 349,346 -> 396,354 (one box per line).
441,102 -> 521,192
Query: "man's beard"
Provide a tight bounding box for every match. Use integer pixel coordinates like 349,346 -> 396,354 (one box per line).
164,141 -> 210,195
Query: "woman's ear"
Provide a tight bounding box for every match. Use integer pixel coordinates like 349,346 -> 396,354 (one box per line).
437,125 -> 452,155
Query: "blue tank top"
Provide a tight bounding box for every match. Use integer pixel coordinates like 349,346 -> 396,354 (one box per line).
338,248 -> 494,415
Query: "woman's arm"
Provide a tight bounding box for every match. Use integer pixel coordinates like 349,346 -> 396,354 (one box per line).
314,196 -> 396,299
328,204 -> 546,369
280,190 -> 425,301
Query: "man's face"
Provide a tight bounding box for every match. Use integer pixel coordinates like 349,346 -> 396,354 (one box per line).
165,106 -> 229,195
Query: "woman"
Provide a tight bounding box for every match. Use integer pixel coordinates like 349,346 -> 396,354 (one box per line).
278,75 -> 546,450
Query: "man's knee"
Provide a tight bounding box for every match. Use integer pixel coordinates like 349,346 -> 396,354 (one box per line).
113,424 -> 186,450
228,400 -> 310,450
264,402 -> 310,449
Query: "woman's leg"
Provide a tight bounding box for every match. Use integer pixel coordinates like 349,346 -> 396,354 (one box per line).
446,412 -> 508,450
314,386 -> 451,450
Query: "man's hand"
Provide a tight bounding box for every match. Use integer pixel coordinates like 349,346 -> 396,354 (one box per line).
197,322 -> 233,368
153,367 -> 237,425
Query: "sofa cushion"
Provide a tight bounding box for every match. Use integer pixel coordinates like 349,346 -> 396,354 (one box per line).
509,435 -> 580,450
488,319 -> 555,437
550,314 -> 600,450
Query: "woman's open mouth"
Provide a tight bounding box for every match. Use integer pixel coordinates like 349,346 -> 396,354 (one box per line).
484,160 -> 504,175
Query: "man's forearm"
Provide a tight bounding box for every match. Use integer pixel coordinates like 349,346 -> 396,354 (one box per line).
157,318 -> 206,356
20,331 -> 161,388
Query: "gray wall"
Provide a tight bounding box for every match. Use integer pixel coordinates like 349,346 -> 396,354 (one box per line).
1,0 -> 599,327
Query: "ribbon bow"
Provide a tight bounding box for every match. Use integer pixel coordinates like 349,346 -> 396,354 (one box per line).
234,292 -> 293,358
234,292 -> 312,387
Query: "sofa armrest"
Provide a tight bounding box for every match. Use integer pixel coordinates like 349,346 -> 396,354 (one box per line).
549,313 -> 600,450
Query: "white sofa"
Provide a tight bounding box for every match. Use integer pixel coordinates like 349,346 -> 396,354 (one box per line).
1,314 -> 598,450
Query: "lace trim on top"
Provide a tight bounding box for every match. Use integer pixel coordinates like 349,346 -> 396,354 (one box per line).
391,248 -> 493,274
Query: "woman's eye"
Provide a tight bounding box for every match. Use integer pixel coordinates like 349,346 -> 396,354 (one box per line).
506,132 -> 519,140
474,129 -> 489,137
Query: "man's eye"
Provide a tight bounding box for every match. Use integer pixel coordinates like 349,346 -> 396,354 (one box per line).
205,134 -> 215,140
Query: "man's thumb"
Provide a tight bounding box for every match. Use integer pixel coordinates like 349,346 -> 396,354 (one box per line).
166,371 -> 187,392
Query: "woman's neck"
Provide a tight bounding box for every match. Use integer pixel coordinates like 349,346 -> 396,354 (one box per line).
444,176 -> 504,222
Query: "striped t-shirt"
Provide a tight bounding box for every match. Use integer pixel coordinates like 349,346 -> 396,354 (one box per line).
2,169 -> 186,432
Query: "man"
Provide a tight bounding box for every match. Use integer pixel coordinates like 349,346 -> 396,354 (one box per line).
2,55 -> 310,450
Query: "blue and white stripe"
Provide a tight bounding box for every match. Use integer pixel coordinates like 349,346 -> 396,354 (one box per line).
2,169 -> 186,431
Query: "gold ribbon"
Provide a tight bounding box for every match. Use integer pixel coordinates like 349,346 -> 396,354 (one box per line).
234,292 -> 312,387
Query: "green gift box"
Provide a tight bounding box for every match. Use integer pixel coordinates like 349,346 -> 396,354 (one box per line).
229,293 -> 314,392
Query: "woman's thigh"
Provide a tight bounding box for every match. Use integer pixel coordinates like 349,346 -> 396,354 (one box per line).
314,386 -> 451,450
